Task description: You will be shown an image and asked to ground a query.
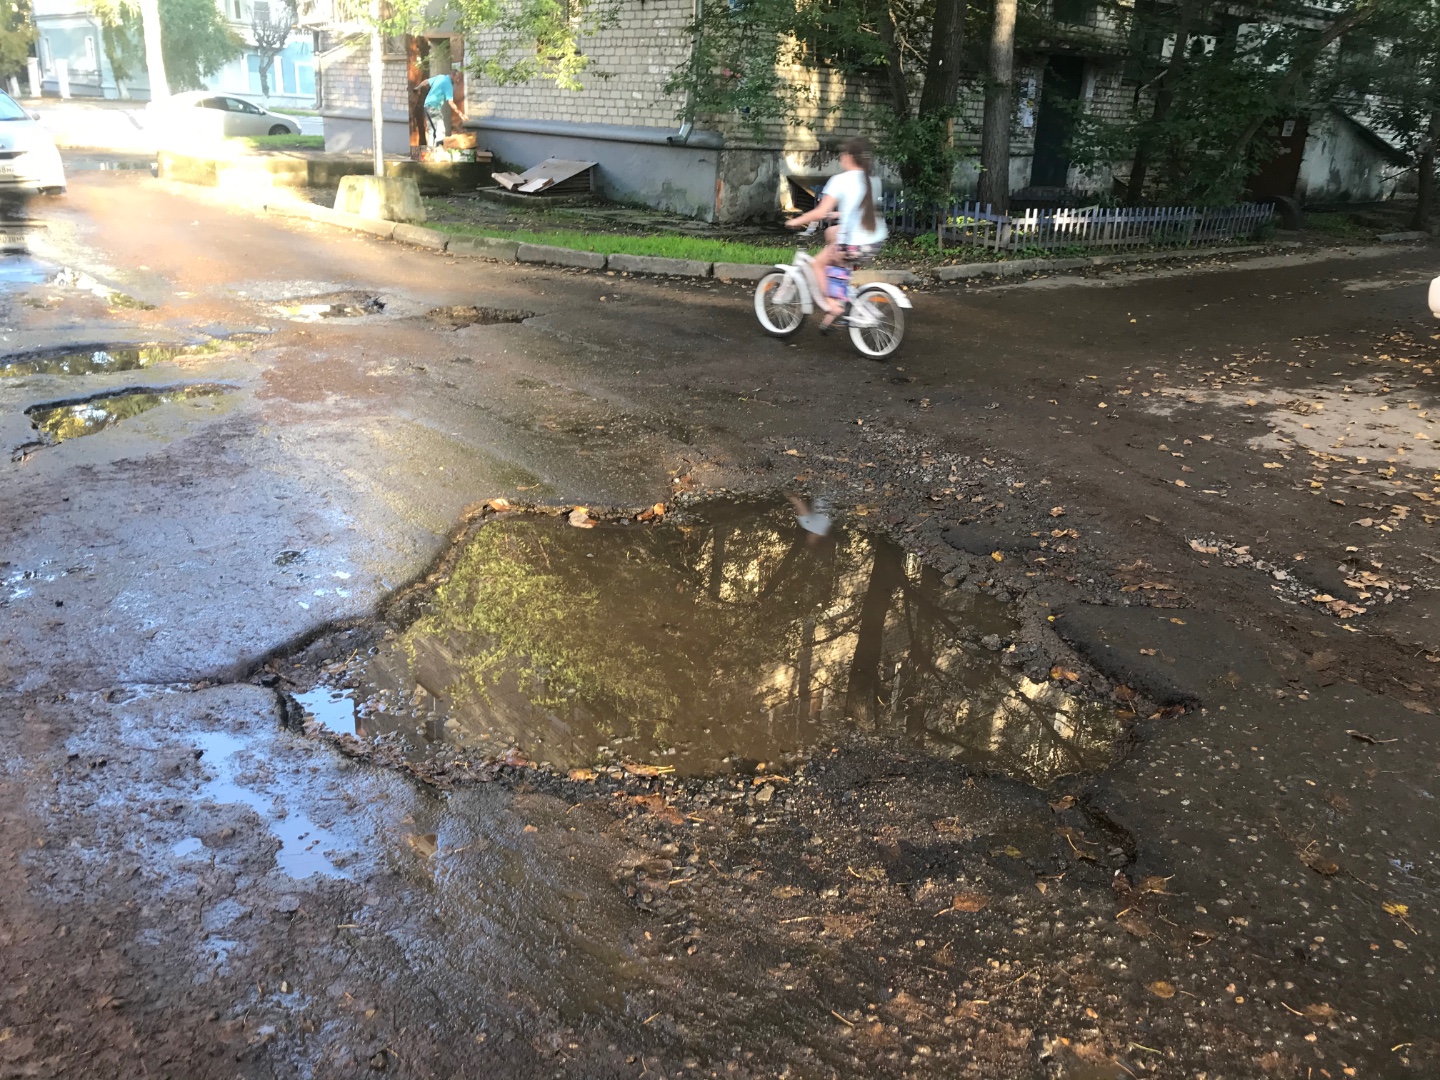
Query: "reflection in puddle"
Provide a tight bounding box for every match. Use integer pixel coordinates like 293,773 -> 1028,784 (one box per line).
26,385 -> 232,443
193,730 -> 343,878
277,292 -> 384,321
323,503 -> 1120,783
296,686 -> 356,737
1,343 -> 218,378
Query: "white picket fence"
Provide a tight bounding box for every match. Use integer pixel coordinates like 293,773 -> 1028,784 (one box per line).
882,195 -> 1275,251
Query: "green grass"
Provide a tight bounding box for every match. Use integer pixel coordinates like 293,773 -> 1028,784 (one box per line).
429,222 -> 798,264
239,134 -> 324,150
268,107 -> 319,117
1305,211 -> 1367,238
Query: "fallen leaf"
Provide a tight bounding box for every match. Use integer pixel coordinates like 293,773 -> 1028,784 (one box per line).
1136,875 -> 1172,894
1049,506 -> 1066,517
1189,540 -> 1220,555
1382,901 -> 1410,918
948,892 -> 989,912
1147,980 -> 1177,999
1048,795 -> 1076,811
1302,851 -> 1340,876
632,794 -> 685,826
1140,647 -> 1157,656
990,551 -> 1004,562
406,833 -> 438,858
1050,665 -> 1081,682
568,767 -> 597,782
568,507 -> 596,528
1303,1003 -> 1339,1024
623,762 -> 676,777
1117,912 -> 1152,938
1175,479 -> 1188,487
1169,618 -> 1186,625
487,497 -> 511,511
1263,462 -> 1284,469
784,448 -> 801,456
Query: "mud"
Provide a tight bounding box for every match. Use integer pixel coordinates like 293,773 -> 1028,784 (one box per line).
3,167 -> 1439,1079
428,304 -> 536,327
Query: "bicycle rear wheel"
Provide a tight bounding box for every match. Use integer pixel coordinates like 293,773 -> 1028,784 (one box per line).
848,286 -> 905,359
754,272 -> 806,337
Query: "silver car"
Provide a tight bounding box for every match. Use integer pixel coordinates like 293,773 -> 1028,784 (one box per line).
148,91 -> 302,139
0,91 -> 66,195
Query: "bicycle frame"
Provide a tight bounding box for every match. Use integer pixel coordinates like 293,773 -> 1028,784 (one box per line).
769,250 -> 913,321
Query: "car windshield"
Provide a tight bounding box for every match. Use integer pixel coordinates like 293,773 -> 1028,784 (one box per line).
0,94 -> 28,121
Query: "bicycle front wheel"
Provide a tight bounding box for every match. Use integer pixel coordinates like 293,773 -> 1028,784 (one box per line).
754,271 -> 806,337
848,286 -> 905,359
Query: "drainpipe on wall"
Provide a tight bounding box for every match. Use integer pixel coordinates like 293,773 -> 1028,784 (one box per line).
667,0 -> 701,146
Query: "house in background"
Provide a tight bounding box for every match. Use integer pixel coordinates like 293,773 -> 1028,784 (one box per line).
311,0 -> 1411,222
30,0 -> 318,107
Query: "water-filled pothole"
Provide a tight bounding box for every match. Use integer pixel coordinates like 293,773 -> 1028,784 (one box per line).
303,502 -> 1121,784
1,342 -> 221,378
276,292 -> 385,321
427,305 -> 534,327
26,385 -> 233,443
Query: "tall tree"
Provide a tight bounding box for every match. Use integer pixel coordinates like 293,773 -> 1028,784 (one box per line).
86,0 -> 143,93
158,0 -> 241,91
977,0 -> 1018,210
138,0 -> 167,98
251,0 -> 295,98
0,0 -> 35,82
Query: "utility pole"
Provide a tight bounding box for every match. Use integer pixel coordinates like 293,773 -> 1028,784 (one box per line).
369,0 -> 384,176
138,0 -> 168,100
977,0 -> 1017,212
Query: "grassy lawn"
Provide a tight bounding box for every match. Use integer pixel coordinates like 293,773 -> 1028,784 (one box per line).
239,134 -> 325,151
429,222 -> 799,264
268,107 -> 319,117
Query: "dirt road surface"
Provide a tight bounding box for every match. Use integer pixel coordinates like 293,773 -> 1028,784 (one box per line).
1,165 -> 1437,1079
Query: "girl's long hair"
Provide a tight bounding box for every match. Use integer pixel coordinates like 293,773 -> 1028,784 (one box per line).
843,136 -> 876,234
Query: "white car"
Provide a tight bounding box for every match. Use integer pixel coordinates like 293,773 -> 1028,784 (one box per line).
0,91 -> 65,195
147,91 -> 302,139
1430,276 -> 1440,319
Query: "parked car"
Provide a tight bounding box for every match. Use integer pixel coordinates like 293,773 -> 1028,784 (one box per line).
146,92 -> 302,139
1431,275 -> 1440,319
0,91 -> 65,196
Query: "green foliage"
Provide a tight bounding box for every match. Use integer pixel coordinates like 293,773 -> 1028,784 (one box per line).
87,0 -> 142,84
443,0 -> 621,91
873,108 -> 966,204
429,221 -> 799,262
159,0 -> 242,91
240,133 -> 325,149
0,0 -> 34,80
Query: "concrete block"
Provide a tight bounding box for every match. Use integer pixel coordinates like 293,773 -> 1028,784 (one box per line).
333,174 -> 426,223
852,268 -> 922,286
516,243 -> 607,270
392,223 -> 448,250
446,235 -> 520,261
713,262 -> 777,282
606,253 -> 712,277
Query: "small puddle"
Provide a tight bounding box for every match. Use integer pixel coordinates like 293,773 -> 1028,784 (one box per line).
277,292 -> 384,321
26,385 -> 232,443
193,729 -> 344,878
314,502 -> 1121,784
427,305 -> 534,327
1,342 -> 219,378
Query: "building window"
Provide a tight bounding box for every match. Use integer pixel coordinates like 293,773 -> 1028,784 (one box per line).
84,35 -> 97,69
39,37 -> 52,74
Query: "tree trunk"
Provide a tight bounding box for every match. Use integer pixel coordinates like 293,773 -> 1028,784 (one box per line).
1126,1 -> 1194,205
369,0 -> 384,177
918,0 -> 967,117
877,0 -> 910,118
842,544 -> 904,725
1411,109 -> 1440,231
259,56 -> 272,98
138,0 -> 167,100
977,0 -> 1018,211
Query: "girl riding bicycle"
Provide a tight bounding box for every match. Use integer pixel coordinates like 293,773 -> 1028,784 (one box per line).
786,137 -> 889,331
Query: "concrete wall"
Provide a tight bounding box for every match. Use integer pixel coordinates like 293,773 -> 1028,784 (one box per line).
1296,111 -> 1403,204
319,42 -> 413,154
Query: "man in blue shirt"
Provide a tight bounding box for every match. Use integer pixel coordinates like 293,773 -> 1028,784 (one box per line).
414,69 -> 468,146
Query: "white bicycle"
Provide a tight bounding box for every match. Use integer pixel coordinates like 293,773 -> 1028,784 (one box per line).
753,250 -> 911,359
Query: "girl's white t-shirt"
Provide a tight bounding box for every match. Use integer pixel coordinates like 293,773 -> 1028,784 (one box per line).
822,170 -> 888,246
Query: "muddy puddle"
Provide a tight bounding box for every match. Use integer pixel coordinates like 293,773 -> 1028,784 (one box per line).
276,292 -> 384,321
303,502 -> 1120,784
26,385 -> 232,443
2,343 -> 219,378
428,305 -> 534,327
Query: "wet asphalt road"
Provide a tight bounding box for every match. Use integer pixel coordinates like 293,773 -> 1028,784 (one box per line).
1,166 -> 1438,1078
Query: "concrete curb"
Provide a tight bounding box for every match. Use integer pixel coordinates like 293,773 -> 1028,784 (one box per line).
854,268 -> 923,286
392,223 -> 449,251
516,243 -> 608,270
713,262 -> 775,282
607,253 -> 711,278
446,235 -> 519,262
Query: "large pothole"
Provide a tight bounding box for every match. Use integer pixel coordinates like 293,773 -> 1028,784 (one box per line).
427,305 -> 534,327
294,501 -> 1121,784
25,384 -> 234,443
